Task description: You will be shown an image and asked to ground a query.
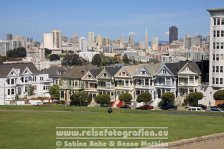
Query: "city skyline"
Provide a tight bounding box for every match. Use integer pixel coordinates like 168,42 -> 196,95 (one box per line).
0,0 -> 223,42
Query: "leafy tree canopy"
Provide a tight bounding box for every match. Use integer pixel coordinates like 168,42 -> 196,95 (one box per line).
95,94 -> 111,106
186,92 -> 203,106
119,93 -> 132,103
213,90 -> 224,100
137,92 -> 152,103
49,85 -> 60,99
7,47 -> 26,58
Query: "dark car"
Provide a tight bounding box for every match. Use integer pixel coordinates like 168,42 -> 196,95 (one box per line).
135,105 -> 154,110
218,104 -> 224,110
197,104 -> 207,110
119,105 -> 131,109
160,104 -> 177,110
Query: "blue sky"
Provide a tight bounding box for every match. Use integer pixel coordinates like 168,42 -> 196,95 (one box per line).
0,0 -> 223,42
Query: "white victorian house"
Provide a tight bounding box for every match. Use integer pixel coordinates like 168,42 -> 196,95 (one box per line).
177,61 -> 202,97
0,63 -> 52,105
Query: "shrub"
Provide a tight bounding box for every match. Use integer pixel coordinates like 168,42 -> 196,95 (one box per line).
159,92 -> 175,107
136,92 -> 152,103
186,92 -> 203,106
119,93 -> 132,104
95,94 -> 111,107
213,90 -> 224,100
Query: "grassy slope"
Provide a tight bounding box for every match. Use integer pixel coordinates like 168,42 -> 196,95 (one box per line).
0,106 -> 224,149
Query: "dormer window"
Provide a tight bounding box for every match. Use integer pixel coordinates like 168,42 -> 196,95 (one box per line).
56,70 -> 61,75
142,71 -> 146,75
104,73 -> 107,77
162,69 -> 166,74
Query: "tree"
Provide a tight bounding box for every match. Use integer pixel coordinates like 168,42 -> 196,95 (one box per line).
186,92 -> 203,106
159,92 -> 175,107
137,92 -> 152,103
122,54 -> 130,64
119,93 -> 132,104
92,54 -> 102,66
7,47 -> 26,58
95,94 -> 111,107
49,54 -> 60,61
62,54 -> 84,66
45,48 -> 52,56
49,85 -> 60,100
214,90 -> 224,101
28,85 -> 34,96
70,91 -> 90,106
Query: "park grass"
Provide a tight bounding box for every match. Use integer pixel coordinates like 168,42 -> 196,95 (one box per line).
0,105 -> 224,149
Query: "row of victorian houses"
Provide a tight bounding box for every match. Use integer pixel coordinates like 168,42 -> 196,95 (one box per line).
50,61 -> 203,107
0,60 -> 207,106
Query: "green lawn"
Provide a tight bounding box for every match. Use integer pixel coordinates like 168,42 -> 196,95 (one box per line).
0,105 -> 224,149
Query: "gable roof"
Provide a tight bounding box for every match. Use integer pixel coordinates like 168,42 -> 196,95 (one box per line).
105,66 -> 121,76
0,63 -> 39,77
165,61 -> 202,75
61,64 -> 97,79
89,68 -> 102,78
122,65 -> 140,76
143,63 -> 162,76
41,66 -> 70,78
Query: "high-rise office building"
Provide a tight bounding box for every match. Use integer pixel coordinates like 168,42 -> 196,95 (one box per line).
96,34 -> 103,50
43,33 -> 53,49
87,32 -> 95,50
184,35 -> 191,49
6,34 -> 13,40
128,33 -> 135,49
169,26 -> 178,44
52,30 -> 62,49
71,33 -> 79,44
103,37 -> 110,46
208,8 -> 224,87
145,27 -> 149,49
79,37 -> 87,52
151,37 -> 159,50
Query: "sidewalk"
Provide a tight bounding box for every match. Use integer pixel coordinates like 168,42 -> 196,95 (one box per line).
168,133 -> 224,149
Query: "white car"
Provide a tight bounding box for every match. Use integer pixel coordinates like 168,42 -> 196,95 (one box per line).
186,107 -> 205,112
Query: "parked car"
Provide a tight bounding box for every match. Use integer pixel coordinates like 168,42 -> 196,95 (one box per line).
186,107 -> 205,112
197,104 -> 207,110
135,105 -> 154,110
217,104 -> 224,110
119,105 -> 131,109
209,107 -> 224,112
160,104 -> 177,110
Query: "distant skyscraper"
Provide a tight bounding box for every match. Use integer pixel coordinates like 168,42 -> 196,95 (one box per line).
128,33 -> 135,49
169,26 -> 178,44
96,34 -> 103,50
52,30 -> 62,49
207,8 -> 224,87
43,33 -> 53,49
145,27 -> 149,49
71,33 -> 79,44
151,37 -> 159,50
119,36 -> 125,48
87,32 -> 95,50
184,35 -> 191,49
103,37 -> 110,46
6,34 -> 13,40
79,37 -> 87,52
